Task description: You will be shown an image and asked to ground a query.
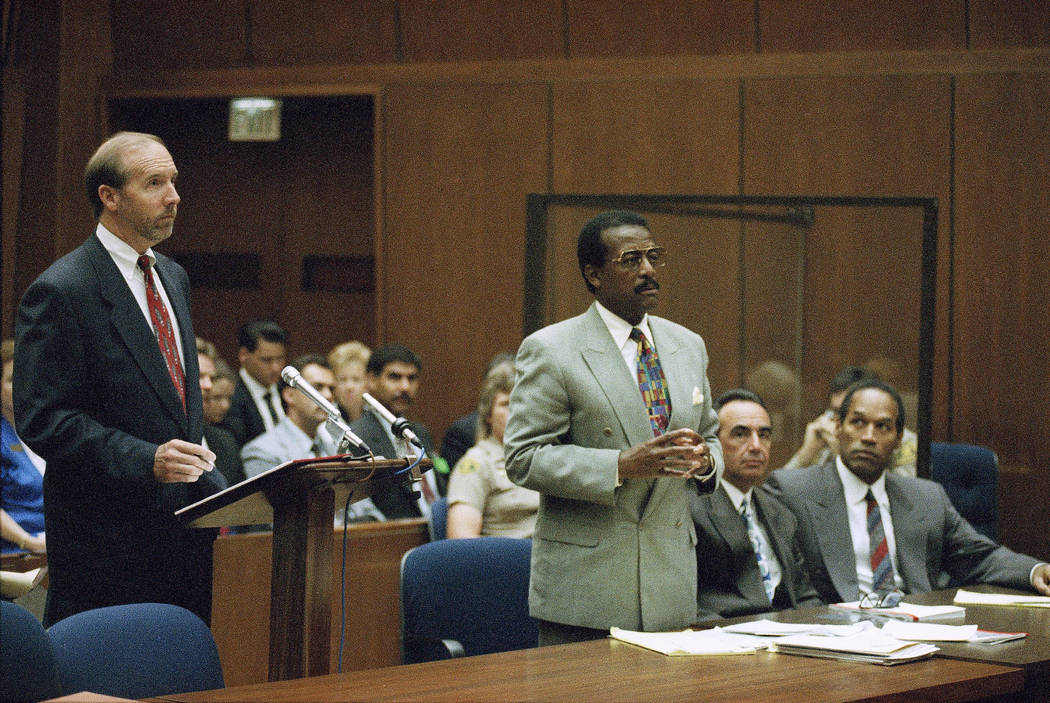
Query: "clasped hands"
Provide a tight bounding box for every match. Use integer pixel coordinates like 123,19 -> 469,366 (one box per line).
153,439 -> 216,483
618,428 -> 712,481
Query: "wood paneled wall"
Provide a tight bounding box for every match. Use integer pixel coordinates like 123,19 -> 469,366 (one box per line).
4,1 -> 1049,558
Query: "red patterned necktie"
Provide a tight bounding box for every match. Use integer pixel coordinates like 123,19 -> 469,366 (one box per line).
137,255 -> 186,410
629,328 -> 671,436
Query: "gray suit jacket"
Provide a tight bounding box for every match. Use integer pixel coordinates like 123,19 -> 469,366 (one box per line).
350,409 -> 435,519
767,461 -> 1040,603
691,484 -> 823,620
504,303 -> 722,632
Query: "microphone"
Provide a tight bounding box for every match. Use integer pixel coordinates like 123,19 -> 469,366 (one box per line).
362,392 -> 424,449
281,366 -> 371,455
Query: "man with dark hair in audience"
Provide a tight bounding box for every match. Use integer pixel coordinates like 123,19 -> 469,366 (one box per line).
196,338 -> 245,487
14,132 -> 223,626
222,319 -> 289,446
768,378 -> 1050,603
691,389 -> 823,620
351,343 -> 439,519
505,210 -> 720,646
783,364 -> 917,476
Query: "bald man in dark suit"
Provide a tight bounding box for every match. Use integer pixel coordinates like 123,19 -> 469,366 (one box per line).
14,132 -> 224,626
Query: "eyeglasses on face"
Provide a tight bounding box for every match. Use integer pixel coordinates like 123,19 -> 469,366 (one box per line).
858,590 -> 903,609
607,247 -> 667,271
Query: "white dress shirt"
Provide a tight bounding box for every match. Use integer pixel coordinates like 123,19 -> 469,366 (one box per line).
97,223 -> 184,367
721,479 -> 783,593
837,458 -> 904,594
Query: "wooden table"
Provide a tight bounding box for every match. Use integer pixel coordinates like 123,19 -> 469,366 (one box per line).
144,637 -> 1021,703
711,585 -> 1049,701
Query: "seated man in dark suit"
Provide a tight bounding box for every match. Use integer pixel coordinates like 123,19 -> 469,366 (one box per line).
221,320 -> 288,446
691,389 -> 822,621
767,378 -> 1050,603
351,344 -> 438,519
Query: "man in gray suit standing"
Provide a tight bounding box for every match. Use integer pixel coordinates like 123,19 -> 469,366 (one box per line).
505,210 -> 722,646
768,378 -> 1050,603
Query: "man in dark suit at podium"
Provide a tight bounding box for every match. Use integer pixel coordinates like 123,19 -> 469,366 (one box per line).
14,132 -> 224,626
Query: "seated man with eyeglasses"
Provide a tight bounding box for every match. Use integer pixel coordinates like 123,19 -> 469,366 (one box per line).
767,378 -> 1050,603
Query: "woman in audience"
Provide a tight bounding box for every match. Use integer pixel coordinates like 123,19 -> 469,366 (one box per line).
328,340 -> 371,423
446,363 -> 538,538
1,340 -> 46,554
203,359 -> 237,426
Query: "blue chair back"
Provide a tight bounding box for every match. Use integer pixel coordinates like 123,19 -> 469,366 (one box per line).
0,600 -> 61,703
930,442 -> 1000,542
400,537 -> 536,663
428,496 -> 448,540
47,603 -> 224,699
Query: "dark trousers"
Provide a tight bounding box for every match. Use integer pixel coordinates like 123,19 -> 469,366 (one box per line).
537,619 -> 609,647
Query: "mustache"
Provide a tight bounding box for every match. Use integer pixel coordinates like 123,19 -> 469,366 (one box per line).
635,277 -> 660,294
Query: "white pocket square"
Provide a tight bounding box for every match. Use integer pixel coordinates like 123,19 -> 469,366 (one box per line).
692,387 -> 703,406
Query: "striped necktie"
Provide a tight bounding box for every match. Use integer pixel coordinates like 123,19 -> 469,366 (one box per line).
866,489 -> 895,593
629,328 -> 670,436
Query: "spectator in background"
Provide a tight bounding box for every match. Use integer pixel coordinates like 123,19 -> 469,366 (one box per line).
440,350 -> 515,471
197,339 -> 245,487
782,364 -> 917,477
241,354 -> 339,480
2,340 -> 46,554
222,320 -> 288,446
351,343 -> 440,519
328,340 -> 371,423
446,362 -> 538,539
204,359 -> 236,426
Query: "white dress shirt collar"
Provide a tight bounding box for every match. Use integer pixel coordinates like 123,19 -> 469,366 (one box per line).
594,301 -> 655,374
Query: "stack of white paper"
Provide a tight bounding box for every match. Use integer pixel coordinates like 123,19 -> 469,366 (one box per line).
832,600 -> 965,622
768,631 -> 939,665
953,589 -> 1050,608
608,627 -> 767,655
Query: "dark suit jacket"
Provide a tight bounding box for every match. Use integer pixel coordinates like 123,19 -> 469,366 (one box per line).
204,423 -> 245,487
13,233 -> 226,626
350,409 -> 435,519
690,483 -> 823,620
440,411 -> 477,470
220,375 -> 266,447
767,461 -> 1040,603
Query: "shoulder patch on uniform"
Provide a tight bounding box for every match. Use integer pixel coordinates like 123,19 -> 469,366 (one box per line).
457,458 -> 480,475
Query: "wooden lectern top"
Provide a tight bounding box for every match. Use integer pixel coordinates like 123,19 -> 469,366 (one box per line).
176,454 -> 431,528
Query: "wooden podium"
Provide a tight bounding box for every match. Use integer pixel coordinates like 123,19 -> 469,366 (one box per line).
176,454 -> 431,681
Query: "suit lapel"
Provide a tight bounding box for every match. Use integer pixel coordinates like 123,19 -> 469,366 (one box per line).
578,305 -> 652,448
886,475 -> 927,591
712,487 -> 769,605
809,463 -> 860,601
87,236 -> 188,433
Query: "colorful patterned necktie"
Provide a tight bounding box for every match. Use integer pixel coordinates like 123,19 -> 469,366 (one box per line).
741,499 -> 776,603
629,327 -> 671,436
866,489 -> 895,593
137,256 -> 186,410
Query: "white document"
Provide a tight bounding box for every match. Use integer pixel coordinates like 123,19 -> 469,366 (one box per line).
609,627 -> 767,656
721,619 -> 875,638
953,589 -> 1050,608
